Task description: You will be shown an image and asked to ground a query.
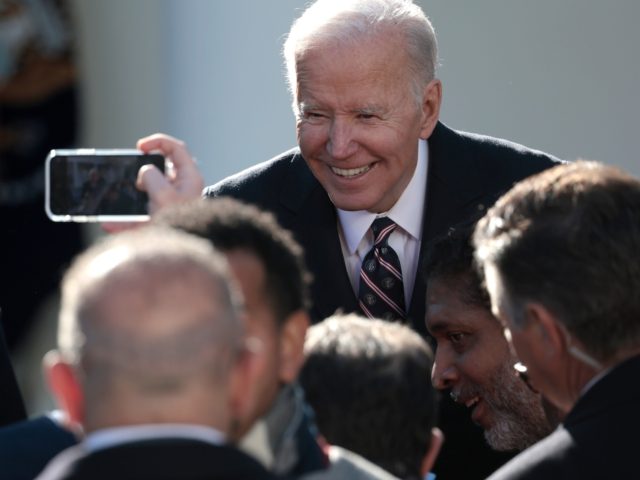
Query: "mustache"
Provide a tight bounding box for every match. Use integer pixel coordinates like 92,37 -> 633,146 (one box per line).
450,384 -> 484,404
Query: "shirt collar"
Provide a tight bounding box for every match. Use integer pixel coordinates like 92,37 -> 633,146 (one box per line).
338,138 -> 428,254
84,423 -> 226,452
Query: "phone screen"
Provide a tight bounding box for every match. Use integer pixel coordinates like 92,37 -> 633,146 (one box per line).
46,150 -> 165,221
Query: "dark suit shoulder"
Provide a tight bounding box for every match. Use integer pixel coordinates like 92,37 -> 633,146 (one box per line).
203,147 -> 325,234
37,439 -> 277,480
487,428 -> 576,480
0,415 -> 76,480
205,147 -> 317,209
487,358 -> 640,479
431,123 -> 563,185
426,123 -> 563,222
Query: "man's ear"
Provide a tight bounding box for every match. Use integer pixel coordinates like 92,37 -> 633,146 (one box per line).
278,310 -> 310,383
43,350 -> 84,428
523,303 -> 567,359
228,345 -> 259,434
421,427 -> 444,477
419,78 -> 442,140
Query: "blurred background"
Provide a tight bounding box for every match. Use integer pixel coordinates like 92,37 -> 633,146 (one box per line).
2,0 -> 639,415
72,0 -> 640,180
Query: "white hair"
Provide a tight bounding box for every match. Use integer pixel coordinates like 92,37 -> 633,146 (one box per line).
283,0 -> 438,112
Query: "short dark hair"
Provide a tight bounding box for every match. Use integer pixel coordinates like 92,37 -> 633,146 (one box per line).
300,314 -> 437,480
474,161 -> 640,362
154,198 -> 311,325
422,221 -> 490,310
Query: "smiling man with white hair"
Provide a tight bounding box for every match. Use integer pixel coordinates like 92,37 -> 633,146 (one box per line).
133,1 -> 562,477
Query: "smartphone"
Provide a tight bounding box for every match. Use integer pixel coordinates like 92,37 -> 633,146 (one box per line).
45,149 -> 165,222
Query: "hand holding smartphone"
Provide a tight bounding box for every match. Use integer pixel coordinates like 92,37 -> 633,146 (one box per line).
45,149 -> 165,222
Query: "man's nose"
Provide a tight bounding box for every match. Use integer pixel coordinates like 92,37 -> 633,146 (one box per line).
327,118 -> 357,159
431,354 -> 459,390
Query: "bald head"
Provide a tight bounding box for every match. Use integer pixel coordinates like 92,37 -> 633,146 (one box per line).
55,227 -> 246,431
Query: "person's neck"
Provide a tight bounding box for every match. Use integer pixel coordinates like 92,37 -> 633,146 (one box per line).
83,400 -> 230,436
563,346 -> 640,411
563,359 -> 599,411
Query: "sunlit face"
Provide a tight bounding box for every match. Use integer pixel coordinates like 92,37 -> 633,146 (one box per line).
295,31 -> 439,213
226,249 -> 282,437
483,264 -> 541,389
426,275 -> 551,451
484,263 -> 568,413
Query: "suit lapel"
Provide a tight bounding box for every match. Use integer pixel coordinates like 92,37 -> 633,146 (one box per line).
408,123 -> 492,335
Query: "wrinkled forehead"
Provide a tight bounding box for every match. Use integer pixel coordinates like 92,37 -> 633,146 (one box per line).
295,24 -> 406,72
294,33 -> 414,108
426,276 -> 496,332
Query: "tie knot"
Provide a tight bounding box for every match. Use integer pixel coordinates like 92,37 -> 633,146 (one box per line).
371,217 -> 397,244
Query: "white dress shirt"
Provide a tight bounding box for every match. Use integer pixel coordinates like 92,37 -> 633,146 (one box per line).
337,139 -> 428,307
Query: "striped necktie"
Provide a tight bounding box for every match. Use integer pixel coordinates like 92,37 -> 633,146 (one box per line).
358,217 -> 406,321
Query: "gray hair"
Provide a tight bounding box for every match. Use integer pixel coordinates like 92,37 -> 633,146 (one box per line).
474,161 -> 640,363
58,226 -> 245,391
283,0 -> 438,113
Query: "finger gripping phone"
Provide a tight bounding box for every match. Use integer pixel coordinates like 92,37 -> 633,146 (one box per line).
45,149 -> 165,222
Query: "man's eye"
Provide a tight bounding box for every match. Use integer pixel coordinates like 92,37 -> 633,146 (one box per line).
448,332 -> 467,345
304,112 -> 325,119
447,331 -> 474,353
357,113 -> 376,120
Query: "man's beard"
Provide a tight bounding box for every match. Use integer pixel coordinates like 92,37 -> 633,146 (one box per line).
457,360 -> 555,451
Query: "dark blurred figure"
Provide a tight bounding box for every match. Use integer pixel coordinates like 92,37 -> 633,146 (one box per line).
0,0 -> 84,350
300,313 -> 443,480
0,309 -> 26,425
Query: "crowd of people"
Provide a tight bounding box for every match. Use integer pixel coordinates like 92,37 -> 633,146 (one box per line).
0,1 -> 638,479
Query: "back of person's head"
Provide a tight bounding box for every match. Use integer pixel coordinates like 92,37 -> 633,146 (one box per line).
154,198 -> 310,327
300,313 -> 441,480
51,226 -> 245,432
474,161 -> 640,364
154,199 -> 312,440
283,0 -> 438,107
423,220 -> 488,308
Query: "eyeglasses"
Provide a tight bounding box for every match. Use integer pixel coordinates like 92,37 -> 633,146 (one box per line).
513,361 -> 538,393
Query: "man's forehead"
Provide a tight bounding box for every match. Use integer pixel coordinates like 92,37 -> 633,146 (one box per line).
426,306 -> 488,334
298,97 -> 387,113
426,278 -> 497,332
295,33 -> 411,91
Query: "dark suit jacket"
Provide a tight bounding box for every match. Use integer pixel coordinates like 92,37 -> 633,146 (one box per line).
205,122 -> 559,335
36,438 -> 278,480
488,355 -> 640,479
205,122 -> 561,480
0,312 -> 26,427
0,415 -> 77,480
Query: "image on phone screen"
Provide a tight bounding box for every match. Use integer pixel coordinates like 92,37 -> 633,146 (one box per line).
46,150 -> 164,221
